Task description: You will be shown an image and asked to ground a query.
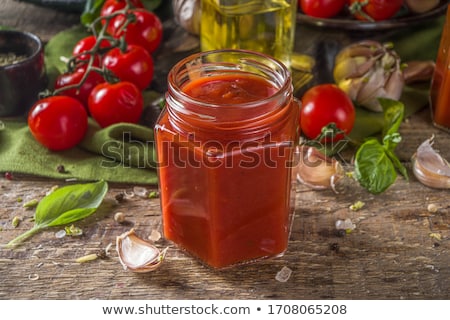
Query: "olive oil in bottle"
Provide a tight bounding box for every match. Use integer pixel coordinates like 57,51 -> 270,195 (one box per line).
200,0 -> 297,68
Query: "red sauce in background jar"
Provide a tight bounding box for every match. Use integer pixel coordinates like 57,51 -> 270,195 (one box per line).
155,50 -> 298,268
430,5 -> 450,131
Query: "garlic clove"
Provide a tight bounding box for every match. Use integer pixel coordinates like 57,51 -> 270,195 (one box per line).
116,229 -> 167,273
356,68 -> 386,112
411,135 -> 450,189
333,56 -> 374,82
384,66 -> 405,100
334,40 -> 383,62
295,146 -> 344,192
403,60 -> 436,84
337,78 -> 365,101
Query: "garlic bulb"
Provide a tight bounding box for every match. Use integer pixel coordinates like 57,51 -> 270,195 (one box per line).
172,0 -> 201,35
334,40 -> 404,112
116,229 -> 167,272
295,146 -> 344,192
411,136 -> 450,189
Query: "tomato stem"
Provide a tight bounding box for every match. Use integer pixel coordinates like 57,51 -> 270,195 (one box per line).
348,0 -> 375,23
52,2 -> 135,96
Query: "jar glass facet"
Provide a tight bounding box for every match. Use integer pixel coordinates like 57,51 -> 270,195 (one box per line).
155,50 -> 298,268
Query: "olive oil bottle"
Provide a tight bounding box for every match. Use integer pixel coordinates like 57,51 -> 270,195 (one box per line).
200,0 -> 297,68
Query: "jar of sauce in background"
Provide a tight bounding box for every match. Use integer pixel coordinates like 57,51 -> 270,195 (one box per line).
155,49 -> 299,268
430,5 -> 450,131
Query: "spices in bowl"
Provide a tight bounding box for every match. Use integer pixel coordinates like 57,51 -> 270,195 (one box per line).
0,30 -> 47,117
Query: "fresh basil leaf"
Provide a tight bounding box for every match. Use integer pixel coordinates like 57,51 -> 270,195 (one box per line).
383,132 -> 402,152
353,98 -> 408,194
385,149 -> 409,180
44,25 -> 91,86
380,98 -> 405,138
80,0 -> 163,26
5,180 -> 108,248
46,208 -> 98,227
354,138 -> 397,194
36,180 -> 108,227
81,0 -> 105,27
144,0 -> 163,11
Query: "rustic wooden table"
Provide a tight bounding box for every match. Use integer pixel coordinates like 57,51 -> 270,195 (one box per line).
0,0 -> 449,300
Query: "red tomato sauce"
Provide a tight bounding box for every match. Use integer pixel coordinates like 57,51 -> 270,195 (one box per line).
156,73 -> 297,268
182,74 -> 278,104
431,6 -> 450,130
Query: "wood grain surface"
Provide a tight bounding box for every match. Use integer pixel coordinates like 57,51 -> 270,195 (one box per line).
0,0 -> 449,300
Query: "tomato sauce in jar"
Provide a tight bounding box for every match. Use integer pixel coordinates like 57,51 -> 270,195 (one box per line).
430,5 -> 450,131
155,50 -> 298,268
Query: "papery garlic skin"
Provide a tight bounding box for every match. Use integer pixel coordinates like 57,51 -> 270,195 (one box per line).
295,146 -> 344,192
411,136 -> 450,189
334,41 -> 404,112
116,229 -> 167,273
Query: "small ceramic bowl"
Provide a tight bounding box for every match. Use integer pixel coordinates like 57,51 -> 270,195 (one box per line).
0,30 -> 47,117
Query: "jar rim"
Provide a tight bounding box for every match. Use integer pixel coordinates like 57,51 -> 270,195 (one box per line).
167,49 -> 292,112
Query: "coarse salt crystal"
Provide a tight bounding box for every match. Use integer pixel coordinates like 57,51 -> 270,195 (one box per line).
148,229 -> 162,242
275,266 -> 292,282
55,229 -> 67,239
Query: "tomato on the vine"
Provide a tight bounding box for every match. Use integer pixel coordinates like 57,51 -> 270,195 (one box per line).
106,9 -> 163,54
300,0 -> 346,19
102,44 -> 154,90
100,0 -> 144,23
300,84 -> 355,142
348,0 -> 403,21
54,66 -> 105,109
28,96 -> 88,151
88,81 -> 143,128
72,35 -> 111,63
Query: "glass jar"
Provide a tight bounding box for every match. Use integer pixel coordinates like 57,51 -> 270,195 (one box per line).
154,49 -> 299,269
430,5 -> 450,131
200,0 -> 298,69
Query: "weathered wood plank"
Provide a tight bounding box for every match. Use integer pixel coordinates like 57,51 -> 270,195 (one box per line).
0,0 -> 80,43
1,109 -> 449,299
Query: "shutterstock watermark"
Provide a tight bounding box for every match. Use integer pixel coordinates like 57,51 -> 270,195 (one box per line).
97,131 -> 350,170
99,131 -> 155,169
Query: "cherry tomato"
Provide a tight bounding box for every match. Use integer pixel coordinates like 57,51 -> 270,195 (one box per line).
107,9 -> 163,54
102,44 -> 153,90
348,0 -> 403,21
28,96 -> 88,151
300,0 -> 346,18
72,35 -> 111,63
300,84 -> 355,142
88,81 -> 143,128
100,0 -> 144,23
54,66 -> 105,109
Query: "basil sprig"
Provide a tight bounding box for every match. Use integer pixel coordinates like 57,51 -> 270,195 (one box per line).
354,98 -> 408,194
5,180 -> 108,248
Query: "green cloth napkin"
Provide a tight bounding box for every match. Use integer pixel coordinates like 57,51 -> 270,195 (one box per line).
0,119 -> 158,185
